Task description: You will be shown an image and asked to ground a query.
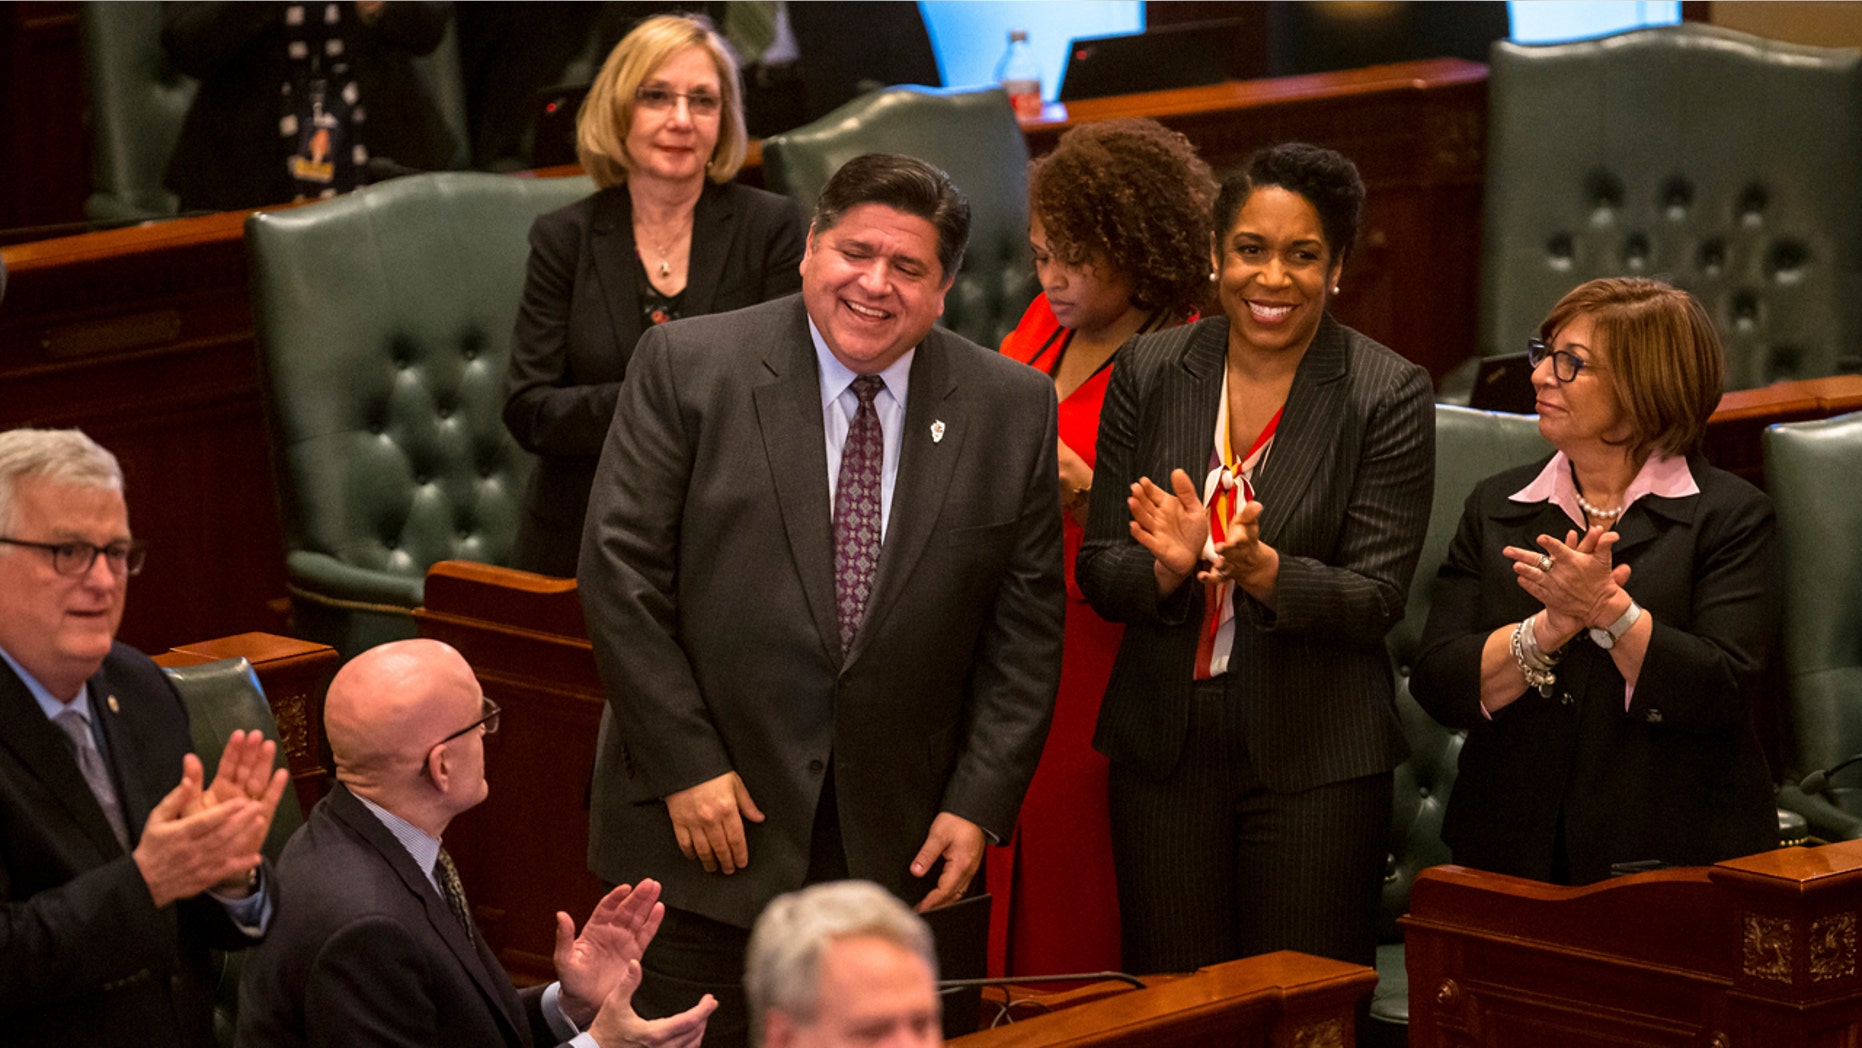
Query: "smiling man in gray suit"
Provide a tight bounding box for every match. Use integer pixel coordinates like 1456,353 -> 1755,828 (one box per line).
577,153 -> 1065,1047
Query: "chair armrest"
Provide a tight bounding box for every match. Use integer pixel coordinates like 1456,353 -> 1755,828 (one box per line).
285,551 -> 426,609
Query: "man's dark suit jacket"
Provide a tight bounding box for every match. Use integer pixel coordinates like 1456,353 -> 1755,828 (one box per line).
1078,314 -> 1436,790
237,783 -> 562,1047
578,295 -> 1066,929
1410,456 -> 1779,884
503,181 -> 806,577
1,643 -> 253,1048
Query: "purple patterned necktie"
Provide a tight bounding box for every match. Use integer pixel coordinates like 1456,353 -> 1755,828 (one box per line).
834,374 -> 886,653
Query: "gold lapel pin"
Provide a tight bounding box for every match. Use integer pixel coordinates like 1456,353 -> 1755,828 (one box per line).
931,420 -> 946,444
107,694 -> 120,713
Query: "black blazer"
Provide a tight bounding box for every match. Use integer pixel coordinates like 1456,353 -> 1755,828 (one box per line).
1409,456 -> 1779,884
162,2 -> 457,212
578,296 -> 1065,928
503,180 -> 806,577
236,784 -> 559,1047
0,644 -> 255,1048
1077,314 -> 1435,790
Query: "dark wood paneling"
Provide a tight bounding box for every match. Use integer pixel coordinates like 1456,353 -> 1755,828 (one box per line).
1023,59 -> 1490,385
1,2 -> 87,240
0,209 -> 287,651
1406,840 -> 1862,1047
414,561 -> 601,986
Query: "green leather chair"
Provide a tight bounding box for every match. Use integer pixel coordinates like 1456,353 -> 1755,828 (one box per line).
759,85 -> 1039,350
163,655 -> 305,1048
1480,24 -> 1862,389
1769,412 -> 1862,839
1372,405 -> 1549,1044
246,171 -> 592,657
79,1 -> 196,222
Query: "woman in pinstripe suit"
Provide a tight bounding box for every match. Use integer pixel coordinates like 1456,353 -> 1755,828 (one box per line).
1077,143 -> 1435,974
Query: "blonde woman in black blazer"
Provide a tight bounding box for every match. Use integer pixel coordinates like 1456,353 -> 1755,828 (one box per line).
1077,144 -> 1434,974
503,15 -> 804,577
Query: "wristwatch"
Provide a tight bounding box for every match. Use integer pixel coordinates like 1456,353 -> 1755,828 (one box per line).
1590,599 -> 1643,650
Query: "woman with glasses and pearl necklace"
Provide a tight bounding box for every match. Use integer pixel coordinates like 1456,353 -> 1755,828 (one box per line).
1411,277 -> 1778,885
504,14 -> 805,578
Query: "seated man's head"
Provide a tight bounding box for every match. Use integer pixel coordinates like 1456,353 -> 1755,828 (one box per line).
324,638 -> 498,835
746,880 -> 941,1048
0,428 -> 135,700
800,153 -> 970,376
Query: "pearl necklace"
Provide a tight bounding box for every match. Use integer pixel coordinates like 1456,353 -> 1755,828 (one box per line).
1575,489 -> 1624,522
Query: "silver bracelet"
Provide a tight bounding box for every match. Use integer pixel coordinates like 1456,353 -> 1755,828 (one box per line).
1510,619 -> 1557,697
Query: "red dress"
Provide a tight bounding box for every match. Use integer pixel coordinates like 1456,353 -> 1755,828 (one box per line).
986,294 -> 1146,977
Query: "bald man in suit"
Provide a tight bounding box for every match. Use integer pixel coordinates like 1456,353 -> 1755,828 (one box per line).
237,638 -> 715,1047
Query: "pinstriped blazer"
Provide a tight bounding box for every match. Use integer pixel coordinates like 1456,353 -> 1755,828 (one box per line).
1077,314 -> 1435,791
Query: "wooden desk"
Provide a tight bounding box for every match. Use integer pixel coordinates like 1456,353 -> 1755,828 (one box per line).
950,951 -> 1375,1047
1405,840 -> 1862,1047
1705,373 -> 1862,488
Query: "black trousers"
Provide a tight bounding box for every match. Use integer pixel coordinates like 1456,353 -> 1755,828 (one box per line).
1108,678 -> 1393,974
632,766 -> 851,1048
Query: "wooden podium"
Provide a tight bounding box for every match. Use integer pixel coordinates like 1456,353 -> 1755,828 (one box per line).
949,951 -> 1375,1047
1406,840 -> 1862,1046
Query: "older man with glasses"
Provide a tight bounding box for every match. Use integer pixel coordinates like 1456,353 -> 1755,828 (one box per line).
0,426 -> 291,1047
237,637 -> 716,1047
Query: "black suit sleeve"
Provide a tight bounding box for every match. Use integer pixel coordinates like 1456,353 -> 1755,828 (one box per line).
300,914 -> 450,1047
0,856 -> 177,1012
1263,363 -> 1434,642
1628,485 -> 1777,733
504,206 -> 623,458
1076,343 -> 1201,628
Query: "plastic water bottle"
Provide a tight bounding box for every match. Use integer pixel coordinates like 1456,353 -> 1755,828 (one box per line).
995,29 -> 1043,120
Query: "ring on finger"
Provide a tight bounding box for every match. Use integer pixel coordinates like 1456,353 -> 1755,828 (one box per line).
1537,553 -> 1553,573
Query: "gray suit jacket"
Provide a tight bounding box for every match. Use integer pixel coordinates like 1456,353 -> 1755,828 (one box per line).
578,295 -> 1065,928
1078,314 -> 1435,790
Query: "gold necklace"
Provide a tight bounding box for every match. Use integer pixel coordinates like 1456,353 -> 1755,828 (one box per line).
637,213 -> 693,279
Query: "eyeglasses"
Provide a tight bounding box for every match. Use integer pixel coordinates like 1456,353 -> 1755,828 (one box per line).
634,86 -> 723,116
430,698 -> 501,754
1526,338 -> 1604,384
0,537 -> 146,577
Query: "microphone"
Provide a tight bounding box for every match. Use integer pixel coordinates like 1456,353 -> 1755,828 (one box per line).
1799,754 -> 1862,795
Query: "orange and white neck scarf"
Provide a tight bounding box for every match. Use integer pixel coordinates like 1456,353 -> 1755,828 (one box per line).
1194,370 -> 1280,680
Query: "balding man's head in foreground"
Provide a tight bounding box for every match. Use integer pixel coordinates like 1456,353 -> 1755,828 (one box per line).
746,880 -> 941,1048
324,638 -> 494,837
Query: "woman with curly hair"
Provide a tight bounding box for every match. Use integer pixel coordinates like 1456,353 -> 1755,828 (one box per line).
988,117 -> 1215,977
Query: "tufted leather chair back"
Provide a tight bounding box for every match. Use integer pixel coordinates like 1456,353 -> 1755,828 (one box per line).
246,172 -> 593,657
1481,25 -> 1862,390
164,656 -> 305,1048
1768,411 -> 1862,840
79,1 -> 196,222
760,85 -> 1039,351
1372,405 -> 1548,1036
